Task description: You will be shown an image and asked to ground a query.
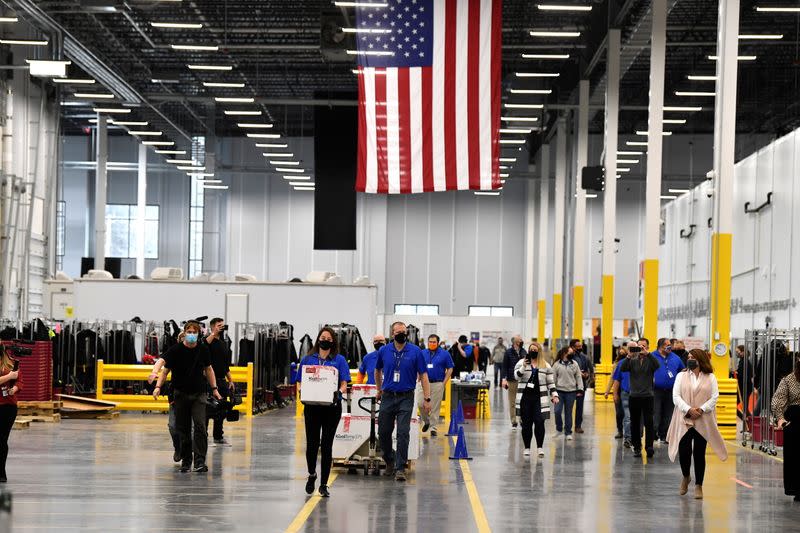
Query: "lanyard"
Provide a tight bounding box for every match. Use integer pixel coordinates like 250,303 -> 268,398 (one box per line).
392,346 -> 405,369
313,354 -> 333,367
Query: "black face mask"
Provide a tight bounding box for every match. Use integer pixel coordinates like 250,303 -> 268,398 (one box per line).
318,340 -> 333,351
373,342 -> 385,351
687,359 -> 699,370
394,332 -> 407,344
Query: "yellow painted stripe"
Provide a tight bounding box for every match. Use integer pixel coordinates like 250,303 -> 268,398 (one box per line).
572,286 -> 584,339
552,293 -> 562,341
451,436 -> 491,533
725,441 -> 784,463
600,276 -> 614,366
642,259 -> 658,344
710,232 -> 733,382
284,472 -> 338,533
537,299 -> 546,342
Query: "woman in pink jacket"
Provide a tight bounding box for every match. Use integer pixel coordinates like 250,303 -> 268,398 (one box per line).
666,349 -> 728,500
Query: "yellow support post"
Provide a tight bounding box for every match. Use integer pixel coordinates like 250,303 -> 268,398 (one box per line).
552,293 -> 562,342
596,276 -> 615,403
572,286 -> 584,340
537,300 -> 546,343
711,232 -> 737,439
642,259 -> 659,344
96,360 -> 104,401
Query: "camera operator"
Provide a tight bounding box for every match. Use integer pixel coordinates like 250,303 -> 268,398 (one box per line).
206,318 -> 235,446
620,341 -> 660,458
154,321 -> 222,473
0,346 -> 22,482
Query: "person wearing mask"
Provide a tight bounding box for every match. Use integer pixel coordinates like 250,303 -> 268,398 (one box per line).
653,338 -> 685,444
672,340 -> 689,366
570,339 -> 594,434
416,334 -> 454,436
772,352 -> 800,502
357,334 -> 386,385
205,318 -> 235,446
375,322 -> 432,482
477,343 -> 490,375
620,341 -> 660,458
552,347 -> 584,440
667,349 -> 727,500
502,337 -> 526,430
514,342 -> 559,457
736,345 -> 754,420
154,321 -> 222,473
605,346 -> 630,444
451,335 -> 474,377
492,338 -> 507,388
296,327 -> 351,498
0,345 -> 21,482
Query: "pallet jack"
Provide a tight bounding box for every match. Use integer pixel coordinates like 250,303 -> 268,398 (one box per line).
356,396 -> 382,476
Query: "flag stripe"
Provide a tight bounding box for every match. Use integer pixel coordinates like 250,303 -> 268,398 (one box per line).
386,68 -> 400,194
421,66 -> 434,193
491,0 -> 502,189
364,69 -> 379,193
374,70 -> 388,194
479,0 -> 493,190
467,0 -> 481,190
356,70 -> 367,192
454,0 -> 470,190
443,0 -> 458,192
431,2 -> 446,192
398,68 -> 412,194
409,67 -> 424,194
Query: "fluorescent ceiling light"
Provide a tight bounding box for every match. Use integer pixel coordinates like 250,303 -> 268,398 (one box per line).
0,39 -> 48,46
263,153 -> 293,157
26,60 -> 71,77
215,97 -> 254,103
499,166 -> 509,170
203,82 -> 245,88
738,34 -> 783,40
334,1 -> 389,7
530,31 -> 581,37
256,143 -> 289,148
351,68 -> 388,75
636,130 -> 672,136
499,173 -> 509,178
171,44 -> 219,51
74,93 -> 115,99
668,188 -> 690,193
475,191 -> 501,196
277,168 -> 305,173
500,180 -> 506,184
521,53 -> 569,59
617,159 -> 639,164
341,28 -> 392,34
675,91 -> 715,97
509,89 -> 552,95
203,185 -> 229,190
663,119 -> 687,125
617,168 -> 631,173
194,173 -> 216,178
499,139 -> 526,144
270,160 -> 299,165
584,194 -> 598,198
664,106 -> 702,112
151,22 -> 204,29
247,133 -> 280,138
284,175 -> 310,180
177,165 -> 205,171
537,4 -> 592,11
151,78 -> 180,84
112,121 -> 149,126
0,17 -> 19,22
515,72 -> 560,78
501,116 -> 538,122
504,103 -> 544,109
166,159 -> 196,164
224,110 -> 261,116
198,179 -> 222,184
499,157 -> 517,162
142,141 -> 175,146
155,149 -> 186,154
294,186 -> 316,191
237,123 -> 273,128
93,107 -> 131,113
627,141 -> 649,146
756,6 -> 800,12
128,131 -> 163,136
188,64 -> 233,71
53,78 -> 96,84
660,195 -> 677,199
687,75 -> 717,81
618,151 -> 643,155
708,55 -> 756,61
499,128 -> 532,134
289,181 -> 315,186
346,50 -> 394,56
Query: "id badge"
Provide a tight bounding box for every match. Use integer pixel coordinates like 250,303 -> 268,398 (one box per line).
427,364 -> 434,369
668,371 -> 674,379
393,371 -> 401,383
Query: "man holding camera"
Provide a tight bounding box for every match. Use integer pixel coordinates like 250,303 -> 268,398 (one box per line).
620,340 -> 660,458
206,318 -> 235,446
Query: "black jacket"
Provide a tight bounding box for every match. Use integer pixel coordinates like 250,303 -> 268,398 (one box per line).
620,354 -> 661,398
502,347 -> 526,382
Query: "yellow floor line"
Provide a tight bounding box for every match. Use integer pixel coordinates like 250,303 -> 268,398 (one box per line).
725,440 -> 784,463
451,436 -> 491,533
284,472 -> 338,533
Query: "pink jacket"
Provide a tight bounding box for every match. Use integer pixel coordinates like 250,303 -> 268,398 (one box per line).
667,370 -> 728,463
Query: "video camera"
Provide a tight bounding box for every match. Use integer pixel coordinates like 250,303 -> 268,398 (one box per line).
206,396 -> 240,422
2,340 -> 33,357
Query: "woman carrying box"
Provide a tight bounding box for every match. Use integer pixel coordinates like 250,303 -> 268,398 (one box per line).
296,327 -> 351,498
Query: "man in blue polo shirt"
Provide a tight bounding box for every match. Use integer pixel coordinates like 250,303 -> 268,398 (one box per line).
357,334 -> 386,385
416,333 -> 454,437
652,337 -> 685,444
608,350 -> 633,448
375,321 -> 432,482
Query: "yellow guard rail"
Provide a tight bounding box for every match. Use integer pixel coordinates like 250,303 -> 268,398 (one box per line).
96,360 -> 254,418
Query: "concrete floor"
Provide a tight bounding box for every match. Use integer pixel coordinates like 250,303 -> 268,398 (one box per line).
4,387 -> 797,532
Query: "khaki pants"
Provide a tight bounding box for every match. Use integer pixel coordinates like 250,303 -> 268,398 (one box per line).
417,381 -> 445,432
507,380 -> 519,424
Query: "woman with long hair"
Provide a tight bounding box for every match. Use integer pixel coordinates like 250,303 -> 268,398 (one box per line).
0,345 -> 21,482
667,349 -> 728,500
515,342 -> 559,457
772,352 -> 800,502
552,346 -> 583,440
296,327 -> 351,497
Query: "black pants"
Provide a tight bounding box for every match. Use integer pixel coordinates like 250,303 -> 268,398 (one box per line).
304,403 -> 342,486
653,389 -> 675,441
614,396 -> 624,435
629,396 -> 654,452
173,391 -> 208,467
784,405 -> 800,496
0,404 -> 17,478
520,393 -> 545,449
679,428 -> 708,485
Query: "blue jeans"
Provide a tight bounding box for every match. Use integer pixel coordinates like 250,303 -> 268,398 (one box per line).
378,392 -> 414,472
621,391 -> 631,439
554,391 -> 577,435
493,363 -> 503,387
575,391 -> 585,429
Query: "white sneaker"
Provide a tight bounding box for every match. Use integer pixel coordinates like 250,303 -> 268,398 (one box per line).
537,448 -> 545,457
523,448 -> 531,456
566,435 -> 574,441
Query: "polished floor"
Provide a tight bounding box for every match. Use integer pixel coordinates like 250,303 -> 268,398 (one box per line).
5,385 -> 797,532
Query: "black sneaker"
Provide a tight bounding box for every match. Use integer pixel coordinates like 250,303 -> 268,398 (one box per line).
614,433 -> 623,439
305,474 -> 317,495
383,463 -> 396,477
646,448 -> 655,458
395,470 -> 407,482
193,464 -> 208,473
633,449 -> 642,458
180,463 -> 191,473
319,485 -> 330,498
430,429 -> 438,437
173,451 -> 182,462
422,423 -> 430,432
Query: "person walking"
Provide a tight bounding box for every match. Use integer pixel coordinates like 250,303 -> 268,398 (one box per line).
736,345 -> 754,420
772,352 -> 800,502
296,327 -> 351,498
416,334 -> 453,436
375,322 -> 432,482
492,338 -> 506,388
502,337 -> 526,430
570,339 -> 594,434
667,349 -> 728,500
205,318 -> 235,446
0,345 -> 21,482
653,338 -> 685,444
605,346 -> 630,443
620,341 -> 660,458
552,347 -> 584,440
356,334 -> 386,385
514,342 -> 559,457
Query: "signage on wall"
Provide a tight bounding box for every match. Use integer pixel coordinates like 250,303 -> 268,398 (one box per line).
659,297 -> 797,321
470,332 -> 480,342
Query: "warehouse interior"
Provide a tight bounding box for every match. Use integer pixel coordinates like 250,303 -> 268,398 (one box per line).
0,0 -> 799,531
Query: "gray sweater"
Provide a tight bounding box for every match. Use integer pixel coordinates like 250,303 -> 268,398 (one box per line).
620,354 -> 661,398
552,359 -> 584,392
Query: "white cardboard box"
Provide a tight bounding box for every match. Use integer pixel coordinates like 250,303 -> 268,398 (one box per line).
332,413 -> 419,461
300,365 -> 339,405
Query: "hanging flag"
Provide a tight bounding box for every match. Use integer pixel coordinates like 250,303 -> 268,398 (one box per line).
354,0 -> 502,194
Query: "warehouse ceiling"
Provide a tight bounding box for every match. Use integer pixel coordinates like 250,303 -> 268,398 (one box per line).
2,0 -> 800,161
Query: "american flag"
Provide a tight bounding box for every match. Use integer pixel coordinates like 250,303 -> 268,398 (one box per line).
354,0 -> 502,194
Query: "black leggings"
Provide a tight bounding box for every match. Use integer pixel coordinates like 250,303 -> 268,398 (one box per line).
304,403 -> 342,486
679,428 -> 708,485
520,394 -> 546,449
0,404 -> 17,478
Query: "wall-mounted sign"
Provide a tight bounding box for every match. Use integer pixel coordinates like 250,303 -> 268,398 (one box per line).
659,297 -> 797,321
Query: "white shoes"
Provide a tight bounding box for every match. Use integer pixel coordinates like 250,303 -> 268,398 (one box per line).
523,448 -> 531,456
537,448 -> 545,457
566,435 -> 574,441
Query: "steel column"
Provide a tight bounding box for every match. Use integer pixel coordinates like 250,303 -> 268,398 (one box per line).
553,119 -> 567,342
572,80 -> 590,341
135,143 -> 147,278
94,114 -> 107,271
537,145 -> 550,343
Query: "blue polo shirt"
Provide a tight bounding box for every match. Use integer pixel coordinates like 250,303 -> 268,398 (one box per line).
375,342 -> 427,392
421,348 -> 454,382
358,351 -> 379,385
652,350 -> 685,390
295,353 -> 352,385
612,359 -> 630,393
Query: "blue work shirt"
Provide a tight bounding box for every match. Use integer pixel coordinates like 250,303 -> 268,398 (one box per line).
375,342 -> 427,392
421,348 -> 454,382
359,351 -> 379,385
652,350 -> 685,390
295,353 -> 352,386
611,359 -> 630,393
